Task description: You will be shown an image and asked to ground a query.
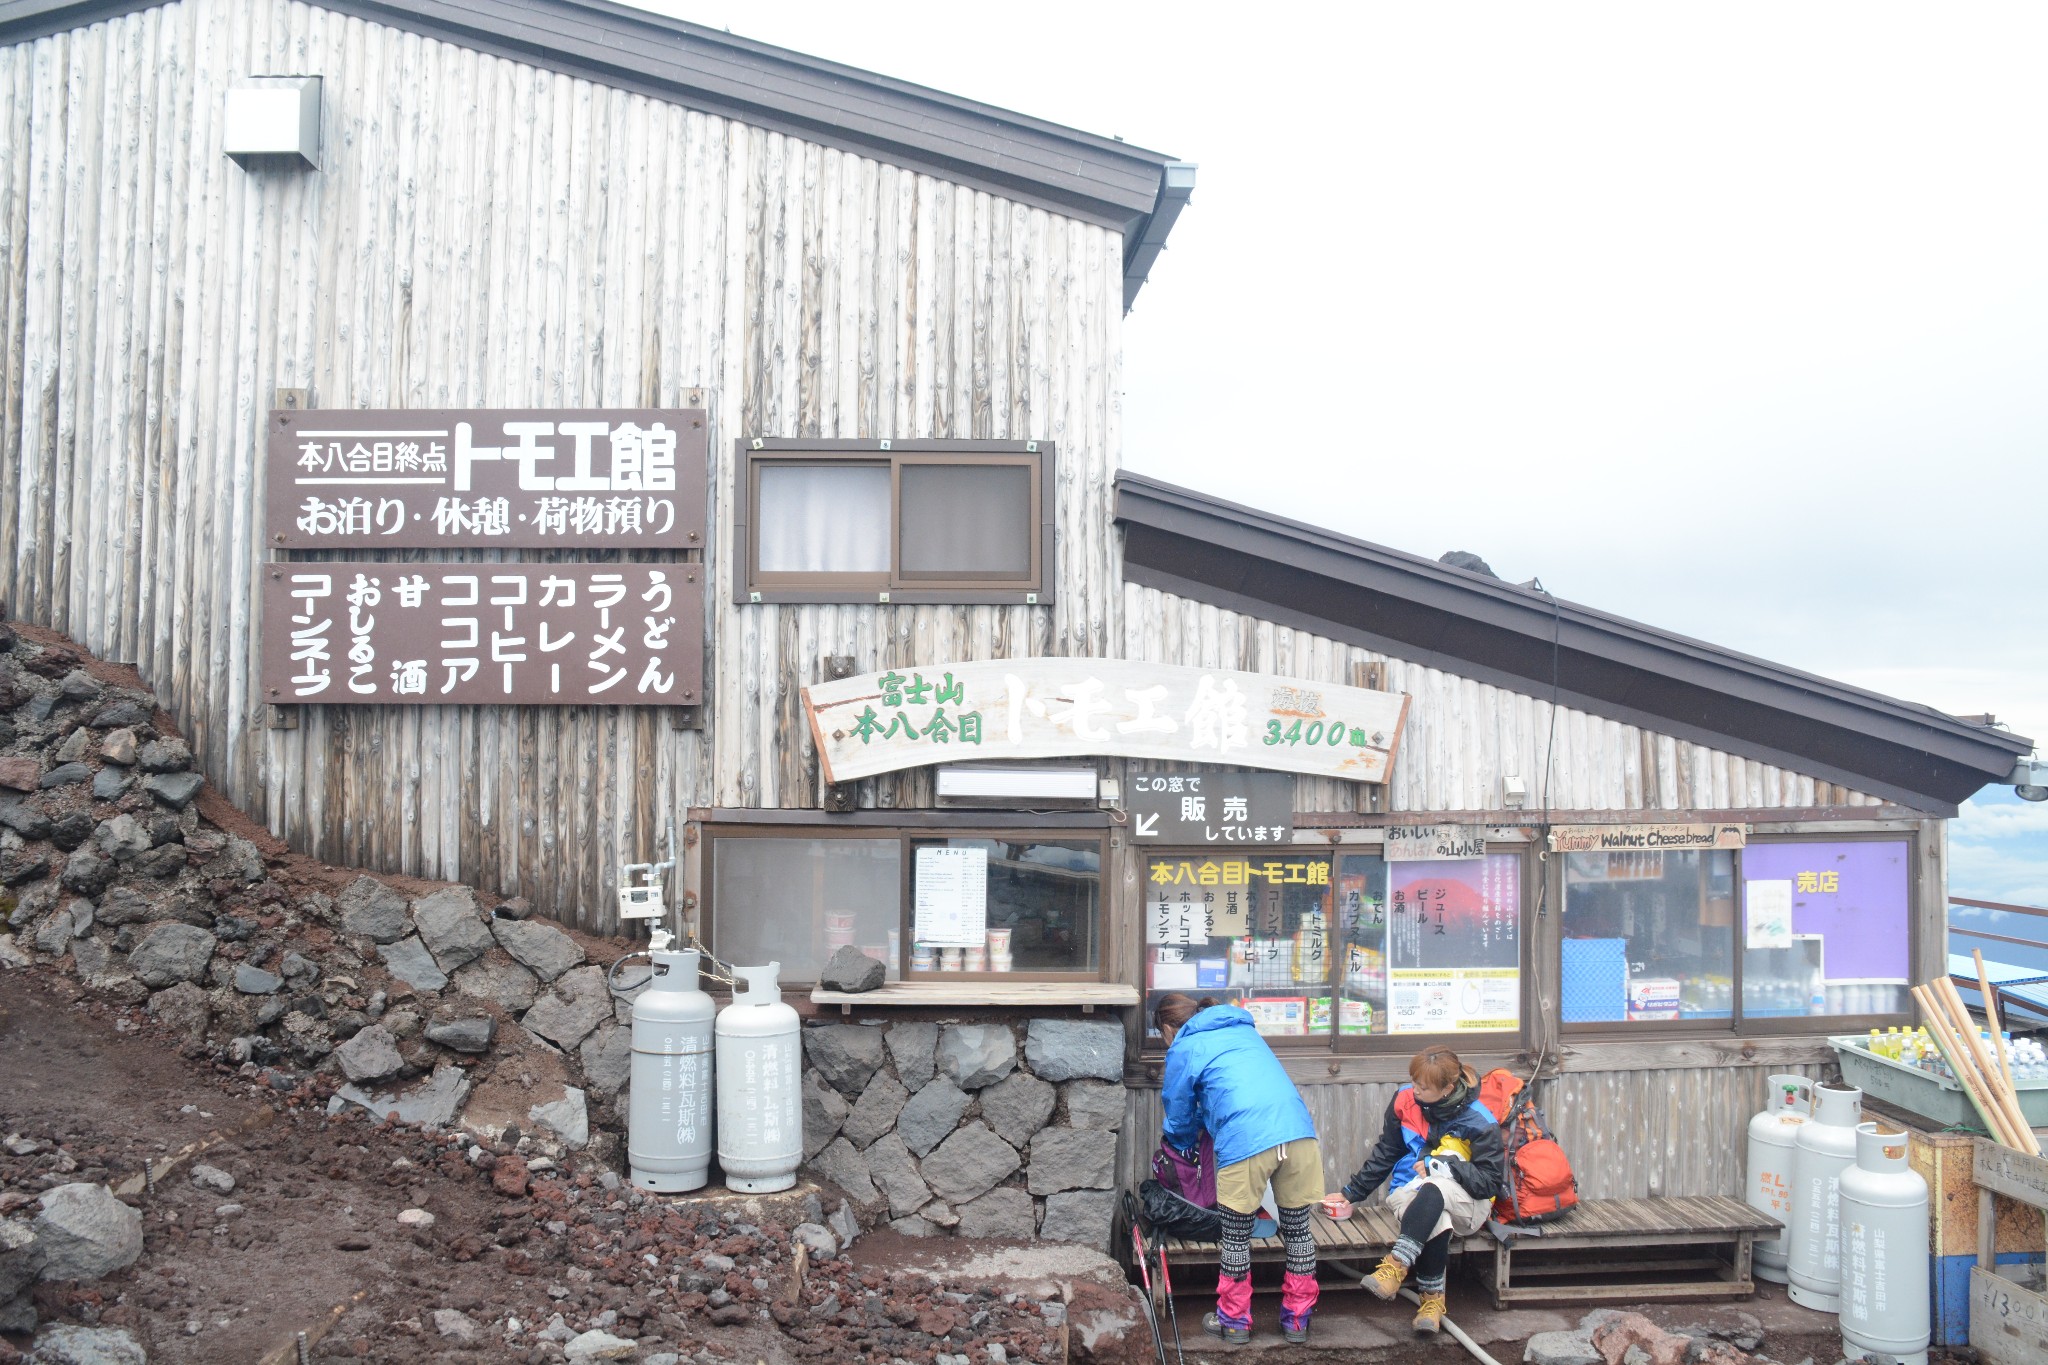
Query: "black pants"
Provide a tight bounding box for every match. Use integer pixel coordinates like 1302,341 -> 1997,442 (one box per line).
1391,1182 -> 1451,1291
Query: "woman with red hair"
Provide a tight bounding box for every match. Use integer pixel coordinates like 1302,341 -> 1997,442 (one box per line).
1322,1045 -> 1503,1334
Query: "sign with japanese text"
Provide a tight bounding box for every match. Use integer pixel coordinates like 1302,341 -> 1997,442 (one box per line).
913,846 -> 989,947
1128,771 -> 1293,844
266,408 -> 708,549
260,563 -> 702,706
1547,823 -> 1746,853
1387,855 -> 1520,1033
1383,824 -> 1493,861
1144,856 -> 1326,946
803,658 -> 1408,787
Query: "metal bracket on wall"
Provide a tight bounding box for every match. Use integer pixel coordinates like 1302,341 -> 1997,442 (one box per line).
273,387 -> 308,411
1353,661 -> 1387,813
822,655 -> 859,810
268,705 -> 299,730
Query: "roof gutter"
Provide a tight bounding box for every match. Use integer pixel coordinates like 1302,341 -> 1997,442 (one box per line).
1123,162 -> 1198,312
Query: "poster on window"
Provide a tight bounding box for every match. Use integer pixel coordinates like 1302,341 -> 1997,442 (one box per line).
913,846 -> 989,947
1739,841 -> 1910,979
1385,856 -> 1520,1033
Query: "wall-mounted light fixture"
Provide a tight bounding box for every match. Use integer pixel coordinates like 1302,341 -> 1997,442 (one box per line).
223,76 -> 322,170
934,764 -> 1098,807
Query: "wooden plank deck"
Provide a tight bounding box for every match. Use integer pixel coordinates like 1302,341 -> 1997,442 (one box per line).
1148,1196 -> 1781,1308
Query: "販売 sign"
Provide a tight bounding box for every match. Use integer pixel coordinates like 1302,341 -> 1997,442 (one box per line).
802,658 -> 1408,786
266,408 -> 708,549
1128,771 -> 1294,843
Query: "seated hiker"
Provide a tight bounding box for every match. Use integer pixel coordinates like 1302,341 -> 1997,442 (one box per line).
1157,993 -> 1323,1347
1321,1044 -> 1503,1336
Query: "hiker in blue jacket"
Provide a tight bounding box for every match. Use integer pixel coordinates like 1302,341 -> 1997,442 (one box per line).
1157,994 -> 1323,1346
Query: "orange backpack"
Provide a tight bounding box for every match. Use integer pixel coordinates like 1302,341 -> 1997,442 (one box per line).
1476,1068 -> 1579,1224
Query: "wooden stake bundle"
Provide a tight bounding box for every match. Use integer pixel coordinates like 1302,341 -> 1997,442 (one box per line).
1913,977 -> 2041,1155
1912,983 -> 2016,1147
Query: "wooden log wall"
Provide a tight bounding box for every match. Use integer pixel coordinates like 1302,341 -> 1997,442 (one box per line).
0,0 -> 1123,930
1122,582 -> 1883,815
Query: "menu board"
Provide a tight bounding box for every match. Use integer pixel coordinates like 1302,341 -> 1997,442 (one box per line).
913,846 -> 988,947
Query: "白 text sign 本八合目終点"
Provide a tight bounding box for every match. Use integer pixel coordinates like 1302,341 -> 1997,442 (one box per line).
261,564 -> 703,706
802,659 -> 1409,785
266,408 -> 708,549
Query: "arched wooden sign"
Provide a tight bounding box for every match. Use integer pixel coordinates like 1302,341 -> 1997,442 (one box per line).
802,658 -> 1409,786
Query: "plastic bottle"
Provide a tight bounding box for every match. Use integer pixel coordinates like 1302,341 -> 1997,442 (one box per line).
1809,968 -> 1828,1017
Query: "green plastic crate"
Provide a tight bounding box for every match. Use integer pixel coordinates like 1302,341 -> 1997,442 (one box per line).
1829,1035 -> 2048,1131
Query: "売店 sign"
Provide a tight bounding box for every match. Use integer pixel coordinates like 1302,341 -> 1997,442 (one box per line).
802,658 -> 1408,786
267,408 -> 708,549
1547,824 -> 1746,854
1128,771 -> 1293,844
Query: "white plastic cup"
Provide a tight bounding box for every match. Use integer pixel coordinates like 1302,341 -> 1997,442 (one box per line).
940,948 -> 964,972
964,947 -> 988,971
986,927 -> 1012,954
990,953 -> 1014,973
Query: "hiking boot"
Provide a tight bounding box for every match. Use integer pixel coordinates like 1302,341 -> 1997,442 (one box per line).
1202,1311 -> 1251,1346
1412,1290 -> 1447,1334
1281,1316 -> 1311,1345
1363,1255 -> 1408,1300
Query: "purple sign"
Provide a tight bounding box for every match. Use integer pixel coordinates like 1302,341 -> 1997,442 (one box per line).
1741,840 -> 1910,980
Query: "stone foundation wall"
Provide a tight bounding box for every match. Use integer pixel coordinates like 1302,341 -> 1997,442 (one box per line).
799,1018 -> 1128,1249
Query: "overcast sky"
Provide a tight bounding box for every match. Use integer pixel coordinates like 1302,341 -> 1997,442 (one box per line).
638,1 -> 2047,897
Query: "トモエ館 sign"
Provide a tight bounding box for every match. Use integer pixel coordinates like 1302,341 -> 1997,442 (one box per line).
802,659 -> 1408,786
267,408 -> 707,550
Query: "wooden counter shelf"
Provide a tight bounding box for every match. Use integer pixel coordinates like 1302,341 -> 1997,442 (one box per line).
809,982 -> 1139,1015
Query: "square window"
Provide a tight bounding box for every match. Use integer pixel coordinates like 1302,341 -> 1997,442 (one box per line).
908,838 -> 1100,974
1739,840 -> 1912,1020
755,464 -> 890,575
1141,853 -> 1336,1043
1562,850 -> 1736,1025
899,464 -> 1033,579
710,837 -> 902,983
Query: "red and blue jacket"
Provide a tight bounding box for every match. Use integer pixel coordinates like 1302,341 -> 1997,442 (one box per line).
1340,1083 -> 1504,1203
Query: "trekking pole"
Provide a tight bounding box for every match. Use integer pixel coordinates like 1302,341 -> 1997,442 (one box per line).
1121,1192 -> 1168,1365
1156,1243 -> 1185,1365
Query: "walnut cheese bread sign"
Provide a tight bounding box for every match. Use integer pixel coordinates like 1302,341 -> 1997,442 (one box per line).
803,658 -> 1408,786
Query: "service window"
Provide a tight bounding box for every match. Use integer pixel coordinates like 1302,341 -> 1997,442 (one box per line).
710,836 -> 903,984
705,827 -> 1104,985
1142,849 -> 1524,1047
1561,850 -> 1737,1025
906,838 -> 1101,976
737,441 -> 1051,604
1739,839 -> 1912,1023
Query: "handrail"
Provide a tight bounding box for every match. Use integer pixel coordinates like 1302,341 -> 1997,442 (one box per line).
1951,896 -> 2048,922
1950,926 -> 2048,953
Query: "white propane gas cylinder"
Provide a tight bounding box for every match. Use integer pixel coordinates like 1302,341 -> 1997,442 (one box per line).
1787,1081 -> 1864,1312
1747,1074 -> 1815,1284
715,963 -> 801,1194
1839,1122 -> 1930,1365
626,948 -> 716,1193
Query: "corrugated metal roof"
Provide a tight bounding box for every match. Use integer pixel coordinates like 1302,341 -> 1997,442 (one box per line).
1115,470 -> 2032,815
0,0 -> 1193,304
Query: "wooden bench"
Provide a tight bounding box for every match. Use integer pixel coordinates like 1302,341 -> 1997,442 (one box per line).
1148,1196 -> 1781,1309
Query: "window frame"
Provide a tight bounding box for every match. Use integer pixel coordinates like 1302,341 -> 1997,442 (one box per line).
733,439 -> 1055,605
702,819 -> 1108,987
1138,842 -> 1534,1057
1556,828 -> 1921,1040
